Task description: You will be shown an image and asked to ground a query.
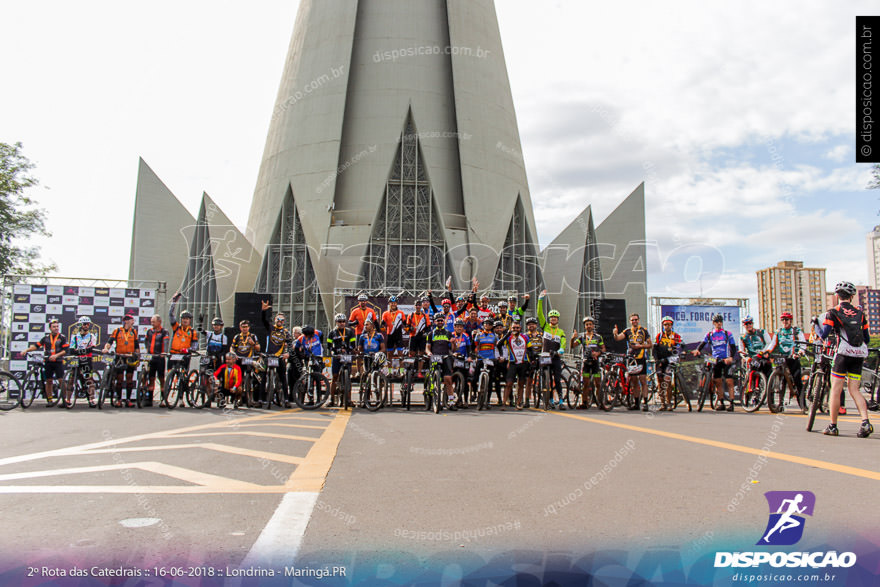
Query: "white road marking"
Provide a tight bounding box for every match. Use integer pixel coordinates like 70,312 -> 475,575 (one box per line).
242,492 -> 319,567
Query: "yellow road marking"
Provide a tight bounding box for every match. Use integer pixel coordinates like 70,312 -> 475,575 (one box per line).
284,409 -> 351,492
236,423 -> 329,431
547,411 -> 880,482
80,443 -> 304,465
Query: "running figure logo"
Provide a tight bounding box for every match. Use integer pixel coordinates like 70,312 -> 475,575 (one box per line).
757,491 -> 816,546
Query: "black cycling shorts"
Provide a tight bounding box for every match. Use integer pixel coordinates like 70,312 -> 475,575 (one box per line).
582,360 -> 600,376
410,334 -> 427,353
831,354 -> 864,381
386,331 -> 405,351
712,360 -> 733,379
43,362 -> 64,381
506,362 -> 528,383
148,356 -> 166,378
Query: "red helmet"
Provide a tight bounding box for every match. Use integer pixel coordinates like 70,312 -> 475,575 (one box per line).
780,311 -> 793,320
441,298 -> 452,306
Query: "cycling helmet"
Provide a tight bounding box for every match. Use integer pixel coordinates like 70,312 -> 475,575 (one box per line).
548,310 -> 561,318
482,317 -> 494,326
480,294 -> 489,301
49,318 -> 60,325
77,316 -> 91,325
526,317 -> 538,325
441,298 -> 452,306
742,315 -> 754,323
211,317 -> 223,326
388,295 -> 398,303
454,319 -> 465,326
711,313 -> 723,322
456,295 -> 466,302
780,311 -> 793,320
834,281 -> 856,297
334,313 -> 346,322
363,318 -> 374,326
508,295 -> 518,302
357,293 -> 368,302
302,325 -> 315,336
661,315 -> 673,324
498,301 -> 508,308
583,316 -> 596,324
493,320 -> 503,328
180,310 -> 193,320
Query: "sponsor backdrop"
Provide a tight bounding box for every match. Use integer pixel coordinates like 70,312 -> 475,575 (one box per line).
661,305 -> 741,348
7,284 -> 157,376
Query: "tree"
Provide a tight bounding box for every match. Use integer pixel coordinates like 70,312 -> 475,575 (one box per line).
0,142 -> 55,276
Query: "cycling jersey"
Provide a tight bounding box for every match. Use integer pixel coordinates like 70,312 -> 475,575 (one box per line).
819,303 -> 869,358
500,333 -> 529,364
740,329 -> 769,358
407,311 -> 431,337
462,318 -> 482,337
359,331 -> 384,354
472,329 -> 499,359
213,363 -> 242,389
495,312 -> 515,332
328,327 -> 357,354
266,326 -> 293,356
653,330 -> 681,360
697,328 -> 738,360
382,310 -> 407,336
476,306 -> 495,322
170,323 -> 198,353
574,332 -> 605,354
295,332 -> 324,357
432,310 -> 456,333
536,297 -> 567,353
622,326 -> 649,359
70,332 -> 98,353
231,333 -> 259,357
144,328 -> 169,354
107,327 -> 138,354
203,331 -> 228,357
37,333 -> 68,361
764,326 -> 806,356
349,306 -> 378,336
450,333 -> 472,356
525,330 -> 544,359
426,327 -> 452,356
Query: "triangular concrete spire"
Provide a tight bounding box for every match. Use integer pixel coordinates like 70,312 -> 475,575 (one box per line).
128,158 -> 195,294
595,183 -> 648,320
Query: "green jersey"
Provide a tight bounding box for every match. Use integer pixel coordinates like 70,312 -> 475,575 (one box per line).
740,329 -> 769,357
536,297 -> 566,353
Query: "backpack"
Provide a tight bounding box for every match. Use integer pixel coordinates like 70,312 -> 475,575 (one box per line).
831,305 -> 867,357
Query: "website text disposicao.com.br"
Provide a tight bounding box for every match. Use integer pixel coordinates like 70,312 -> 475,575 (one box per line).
732,571 -> 840,583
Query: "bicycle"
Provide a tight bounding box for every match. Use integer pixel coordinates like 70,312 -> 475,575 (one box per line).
694,357 -> 723,412
183,352 -> 214,409
293,352 -> 329,410
237,356 -> 259,408
654,353 -> 691,412
63,348 -> 99,408
859,347 -> 880,411
475,357 -> 495,411
262,354 -> 288,410
359,352 -> 389,412
19,351 -> 63,408
333,352 -> 354,409
766,343 -> 808,414
0,368 -> 21,411
805,344 -> 834,432
134,353 -> 161,408
535,351 -> 568,410
740,355 -> 770,413
97,351 -> 139,409
451,354 -> 472,408
599,353 -> 640,411
162,351 -> 195,410
423,354 -> 447,414
562,357 -> 589,409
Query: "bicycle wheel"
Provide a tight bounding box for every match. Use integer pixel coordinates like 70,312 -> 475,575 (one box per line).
401,369 -> 413,410
672,370 -> 691,412
741,372 -> 767,413
136,371 -> 148,408
338,368 -> 352,409
0,371 -> 20,411
19,369 -> 39,409
596,375 -> 615,411
477,371 -> 489,410
766,372 -> 784,413
97,367 -> 113,409
162,369 -> 183,409
539,367 -> 553,410
365,372 -> 385,412
697,375 -> 709,412
806,375 -> 828,432
431,371 -> 442,414
63,370 -> 80,409
565,375 -> 582,409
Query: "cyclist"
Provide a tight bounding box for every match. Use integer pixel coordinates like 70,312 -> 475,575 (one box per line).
498,318 -> 529,410
763,311 -> 807,410
524,316 -> 544,408
231,320 -> 261,358
431,296 -> 458,333
328,313 -> 357,407
652,316 -> 681,411
68,316 -> 99,407
450,318 -> 473,406
612,313 -> 652,411
407,298 -> 432,377
143,315 -> 170,406
572,316 -> 606,410
495,301 -> 516,333
815,281 -> 873,438
202,317 -> 229,371
294,325 -> 325,385
349,293 -> 377,337
472,317 -> 500,410
261,300 -> 293,401
425,316 -> 456,410
168,292 -> 199,355
381,295 -> 407,361
740,315 -> 772,384
212,352 -> 243,406
475,294 -> 496,322
537,290 -> 568,410
491,320 -> 510,405
508,294 -> 530,321
22,318 -> 68,406
358,319 -> 386,355
690,314 -> 738,411
103,314 -> 140,407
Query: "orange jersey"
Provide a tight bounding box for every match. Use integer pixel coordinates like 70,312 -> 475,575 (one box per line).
108,327 -> 138,354
349,306 -> 378,336
407,312 -> 432,337
170,323 -> 199,353
382,310 -> 406,335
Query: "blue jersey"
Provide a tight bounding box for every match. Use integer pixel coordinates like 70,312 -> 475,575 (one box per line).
295,332 -> 323,357
699,329 -> 738,360
432,311 -> 456,333
358,332 -> 384,354
472,330 -> 498,359
450,333 -> 472,356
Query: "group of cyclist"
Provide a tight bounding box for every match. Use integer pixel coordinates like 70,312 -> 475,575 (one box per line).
17,279 -> 875,437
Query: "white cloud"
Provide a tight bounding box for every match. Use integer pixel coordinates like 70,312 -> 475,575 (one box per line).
824,145 -> 849,162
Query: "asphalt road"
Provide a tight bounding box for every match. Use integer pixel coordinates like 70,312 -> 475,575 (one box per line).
0,398 -> 877,582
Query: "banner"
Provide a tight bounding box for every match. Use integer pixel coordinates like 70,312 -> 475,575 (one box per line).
660,305 -> 741,348
7,284 -> 157,375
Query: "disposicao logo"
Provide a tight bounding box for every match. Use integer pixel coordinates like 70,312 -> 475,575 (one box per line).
758,490 -> 815,546
714,491 -> 857,569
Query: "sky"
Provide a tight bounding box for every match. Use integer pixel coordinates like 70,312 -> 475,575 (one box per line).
1,0 -> 877,323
